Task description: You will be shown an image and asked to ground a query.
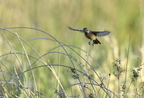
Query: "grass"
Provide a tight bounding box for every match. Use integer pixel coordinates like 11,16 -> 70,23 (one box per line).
0,27 -> 143,98
0,0 -> 144,98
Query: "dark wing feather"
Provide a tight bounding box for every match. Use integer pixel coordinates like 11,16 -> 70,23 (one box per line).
91,31 -> 110,37
68,27 -> 83,33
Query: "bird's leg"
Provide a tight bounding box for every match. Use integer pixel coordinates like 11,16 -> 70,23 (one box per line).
92,42 -> 94,46
88,40 -> 93,46
88,40 -> 91,45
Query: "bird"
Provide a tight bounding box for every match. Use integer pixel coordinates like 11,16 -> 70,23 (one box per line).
68,27 -> 110,45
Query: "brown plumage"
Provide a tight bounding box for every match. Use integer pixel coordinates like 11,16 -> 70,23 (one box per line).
68,27 -> 110,45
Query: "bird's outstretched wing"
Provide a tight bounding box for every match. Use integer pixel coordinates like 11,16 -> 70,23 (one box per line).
68,27 -> 83,33
91,31 -> 110,37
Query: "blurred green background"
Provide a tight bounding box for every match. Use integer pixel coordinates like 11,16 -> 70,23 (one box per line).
0,0 -> 144,97
0,0 -> 142,48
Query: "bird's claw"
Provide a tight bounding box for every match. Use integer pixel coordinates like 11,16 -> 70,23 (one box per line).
92,43 -> 94,46
88,41 -> 94,46
88,41 -> 91,45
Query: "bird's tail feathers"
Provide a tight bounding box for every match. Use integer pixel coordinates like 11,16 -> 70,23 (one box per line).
93,39 -> 101,44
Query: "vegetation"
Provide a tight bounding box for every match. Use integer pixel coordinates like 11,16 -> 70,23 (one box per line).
0,0 -> 144,98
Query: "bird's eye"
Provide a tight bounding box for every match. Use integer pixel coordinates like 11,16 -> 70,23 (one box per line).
86,29 -> 89,32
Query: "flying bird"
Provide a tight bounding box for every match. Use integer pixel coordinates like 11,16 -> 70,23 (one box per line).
68,27 -> 110,45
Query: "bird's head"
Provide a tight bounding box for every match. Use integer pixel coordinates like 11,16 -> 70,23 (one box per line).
83,28 -> 90,33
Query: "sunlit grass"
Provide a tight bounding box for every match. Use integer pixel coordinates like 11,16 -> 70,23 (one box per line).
0,27 -> 143,98
0,0 -> 143,97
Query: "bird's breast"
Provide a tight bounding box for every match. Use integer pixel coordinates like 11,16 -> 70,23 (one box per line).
85,33 -> 96,40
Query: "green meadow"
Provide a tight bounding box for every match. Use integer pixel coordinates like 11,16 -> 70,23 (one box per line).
0,0 -> 144,98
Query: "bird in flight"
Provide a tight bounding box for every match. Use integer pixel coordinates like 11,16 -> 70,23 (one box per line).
68,27 -> 110,45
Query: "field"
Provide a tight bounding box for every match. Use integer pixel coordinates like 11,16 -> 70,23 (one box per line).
0,0 -> 144,98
